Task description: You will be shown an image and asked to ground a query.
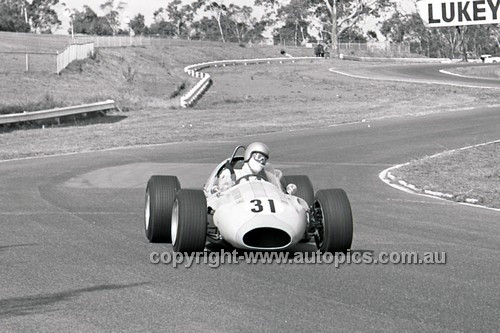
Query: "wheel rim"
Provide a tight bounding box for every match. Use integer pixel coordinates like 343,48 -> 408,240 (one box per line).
144,189 -> 151,231
313,201 -> 325,249
171,199 -> 179,245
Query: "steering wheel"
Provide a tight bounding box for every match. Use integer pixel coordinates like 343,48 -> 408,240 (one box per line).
236,174 -> 263,184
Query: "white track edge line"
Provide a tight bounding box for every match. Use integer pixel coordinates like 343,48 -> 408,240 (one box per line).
378,139 -> 500,213
329,68 -> 500,90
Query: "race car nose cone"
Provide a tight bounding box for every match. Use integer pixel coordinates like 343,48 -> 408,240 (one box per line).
242,227 -> 291,249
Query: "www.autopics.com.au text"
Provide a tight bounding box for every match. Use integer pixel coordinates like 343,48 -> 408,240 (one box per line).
150,250 -> 446,268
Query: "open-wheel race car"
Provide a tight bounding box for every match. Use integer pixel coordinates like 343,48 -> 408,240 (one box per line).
144,144 -> 353,253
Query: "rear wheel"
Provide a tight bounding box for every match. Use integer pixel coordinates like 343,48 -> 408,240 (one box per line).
144,176 -> 180,243
313,189 -> 353,253
283,175 -> 314,206
172,189 -> 207,253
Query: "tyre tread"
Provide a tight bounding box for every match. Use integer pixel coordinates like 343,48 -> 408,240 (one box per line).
315,189 -> 353,253
173,189 -> 207,252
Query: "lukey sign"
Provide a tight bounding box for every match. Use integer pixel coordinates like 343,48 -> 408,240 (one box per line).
417,0 -> 500,27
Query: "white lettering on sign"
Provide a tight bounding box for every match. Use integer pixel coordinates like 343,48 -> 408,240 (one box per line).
417,0 -> 500,27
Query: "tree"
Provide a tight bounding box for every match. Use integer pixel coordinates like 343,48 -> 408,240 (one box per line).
149,9 -> 176,36
149,8 -> 176,36
196,1 -> 228,42
380,10 -> 500,59
72,5 -> 113,35
278,0 -> 313,46
99,0 -> 126,35
190,16 -> 220,40
129,14 -> 146,35
165,0 -> 197,38
380,12 -> 443,57
0,0 -> 61,33
256,0 -> 393,56
380,12 -> 405,43
319,0 -> 392,56
224,4 -> 264,43
339,25 -> 366,42
27,0 -> 61,33
149,21 -> 176,36
0,1 -> 30,32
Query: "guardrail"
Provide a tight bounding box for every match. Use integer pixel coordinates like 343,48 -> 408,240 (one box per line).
0,99 -> 115,126
180,56 -> 322,107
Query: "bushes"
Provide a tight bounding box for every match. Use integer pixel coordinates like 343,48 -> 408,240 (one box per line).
0,94 -> 62,115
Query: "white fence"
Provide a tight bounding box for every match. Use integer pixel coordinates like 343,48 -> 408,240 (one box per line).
56,43 -> 95,74
0,42 -> 94,74
0,51 -> 58,72
75,36 -> 151,48
338,42 -> 411,53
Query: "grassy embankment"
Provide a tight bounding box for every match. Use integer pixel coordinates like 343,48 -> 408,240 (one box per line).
0,38 -> 499,208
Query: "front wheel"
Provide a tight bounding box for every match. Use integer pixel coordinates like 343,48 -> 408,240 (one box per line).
144,176 -> 180,243
313,189 -> 353,253
172,189 -> 207,253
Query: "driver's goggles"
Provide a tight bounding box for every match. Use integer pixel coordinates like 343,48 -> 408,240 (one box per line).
252,152 -> 268,165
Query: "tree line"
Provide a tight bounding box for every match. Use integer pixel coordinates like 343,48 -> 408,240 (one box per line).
1,0 -> 499,58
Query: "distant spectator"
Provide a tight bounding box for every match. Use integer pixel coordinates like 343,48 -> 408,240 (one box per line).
280,49 -> 293,58
324,42 -> 330,58
314,43 -> 324,57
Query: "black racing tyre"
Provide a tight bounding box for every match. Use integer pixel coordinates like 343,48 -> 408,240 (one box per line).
172,189 -> 207,253
283,175 -> 314,206
313,189 -> 353,253
144,175 -> 180,243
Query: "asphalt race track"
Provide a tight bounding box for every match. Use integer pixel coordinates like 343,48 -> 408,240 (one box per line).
1,65 -> 499,331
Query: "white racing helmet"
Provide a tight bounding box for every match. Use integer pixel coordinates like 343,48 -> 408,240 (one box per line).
244,142 -> 270,174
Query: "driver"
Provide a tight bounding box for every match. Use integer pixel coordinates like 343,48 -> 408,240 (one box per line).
241,142 -> 270,178
218,142 -> 270,191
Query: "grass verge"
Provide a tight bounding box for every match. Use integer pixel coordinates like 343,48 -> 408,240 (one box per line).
389,142 -> 500,209
0,93 -> 64,114
448,64 -> 500,79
